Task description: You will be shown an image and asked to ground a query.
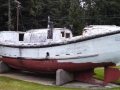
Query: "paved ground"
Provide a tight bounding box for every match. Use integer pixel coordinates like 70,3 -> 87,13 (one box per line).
0,71 -> 119,89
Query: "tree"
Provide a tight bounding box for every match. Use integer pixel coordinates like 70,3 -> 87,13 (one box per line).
0,0 -> 8,30
82,0 -> 120,25
67,0 -> 85,35
45,0 -> 70,27
18,0 -> 45,30
1,0 -> 120,34
43,0 -> 85,35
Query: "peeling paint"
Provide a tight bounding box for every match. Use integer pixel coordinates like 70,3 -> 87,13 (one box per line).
0,26 -> 120,73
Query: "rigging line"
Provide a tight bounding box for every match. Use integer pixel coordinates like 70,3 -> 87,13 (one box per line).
17,17 -> 120,25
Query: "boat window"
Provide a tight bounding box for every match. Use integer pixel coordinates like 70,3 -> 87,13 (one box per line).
19,33 -> 24,41
66,33 -> 70,38
47,30 -> 53,39
61,32 -> 64,37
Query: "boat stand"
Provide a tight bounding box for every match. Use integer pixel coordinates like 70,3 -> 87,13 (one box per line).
0,61 -> 11,73
56,67 -> 120,86
56,69 -> 74,86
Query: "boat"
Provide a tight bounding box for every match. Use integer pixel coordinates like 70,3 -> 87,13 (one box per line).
1,21 -> 120,85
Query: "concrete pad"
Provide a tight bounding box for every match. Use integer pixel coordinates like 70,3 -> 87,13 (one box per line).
0,71 -> 55,85
56,69 -> 73,86
0,71 -> 119,89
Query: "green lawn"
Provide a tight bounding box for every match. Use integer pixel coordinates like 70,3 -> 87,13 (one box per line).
0,76 -> 86,90
0,67 -> 120,90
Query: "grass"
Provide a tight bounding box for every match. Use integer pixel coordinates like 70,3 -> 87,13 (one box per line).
0,67 -> 120,90
0,76 -> 86,90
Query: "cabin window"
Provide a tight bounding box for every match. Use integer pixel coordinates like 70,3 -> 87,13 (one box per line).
19,34 -> 24,41
66,33 -> 70,38
47,30 -> 53,39
61,32 -> 64,37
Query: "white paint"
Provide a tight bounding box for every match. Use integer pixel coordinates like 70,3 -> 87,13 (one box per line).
0,31 -> 19,42
83,25 -> 120,36
23,28 -> 73,43
0,26 -> 120,65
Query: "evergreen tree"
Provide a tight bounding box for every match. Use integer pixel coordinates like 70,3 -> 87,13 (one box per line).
46,0 -> 70,27
82,0 -> 120,25
0,0 -> 8,30
1,0 -> 120,33
67,0 -> 84,35
19,0 -> 45,30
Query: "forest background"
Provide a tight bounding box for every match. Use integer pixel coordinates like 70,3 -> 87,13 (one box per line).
1,0 -> 120,36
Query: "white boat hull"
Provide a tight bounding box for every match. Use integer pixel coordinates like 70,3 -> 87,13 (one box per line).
0,32 -> 120,73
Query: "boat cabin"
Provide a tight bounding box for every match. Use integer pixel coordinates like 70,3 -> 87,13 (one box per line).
0,28 -> 73,43
1,25 -> 120,44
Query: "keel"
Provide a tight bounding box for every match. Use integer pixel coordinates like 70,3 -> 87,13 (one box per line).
74,67 -> 120,85
103,67 -> 120,85
74,69 -> 98,84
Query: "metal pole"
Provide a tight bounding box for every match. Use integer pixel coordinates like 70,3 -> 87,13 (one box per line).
8,0 -> 11,31
16,4 -> 20,31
